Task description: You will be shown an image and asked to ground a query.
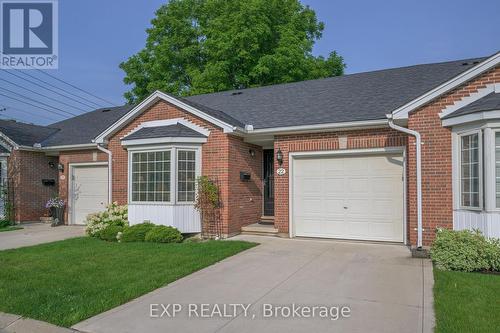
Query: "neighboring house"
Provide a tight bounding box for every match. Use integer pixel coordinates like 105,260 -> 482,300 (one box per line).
1,52 -> 499,248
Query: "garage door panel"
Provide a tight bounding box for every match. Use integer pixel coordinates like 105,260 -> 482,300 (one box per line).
371,199 -> 396,216
75,182 -> 108,197
72,165 -> 109,225
294,217 -> 324,235
293,153 -> 404,242
295,199 -> 323,215
297,178 -> 323,194
323,178 -> 344,194
323,198 -> 345,214
295,159 -> 322,175
347,177 -> 370,194
343,158 -> 368,174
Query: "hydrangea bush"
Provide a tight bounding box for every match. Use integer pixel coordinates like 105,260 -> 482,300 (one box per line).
85,203 -> 128,237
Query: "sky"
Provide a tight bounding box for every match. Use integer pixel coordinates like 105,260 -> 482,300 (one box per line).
0,0 -> 498,125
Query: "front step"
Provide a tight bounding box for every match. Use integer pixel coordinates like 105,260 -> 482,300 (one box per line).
241,223 -> 279,237
260,216 -> 275,225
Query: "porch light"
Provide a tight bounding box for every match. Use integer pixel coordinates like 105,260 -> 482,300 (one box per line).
276,148 -> 283,166
57,163 -> 64,172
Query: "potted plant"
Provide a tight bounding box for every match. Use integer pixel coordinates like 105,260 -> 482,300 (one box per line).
46,197 -> 65,226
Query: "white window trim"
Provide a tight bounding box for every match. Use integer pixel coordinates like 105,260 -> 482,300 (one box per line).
127,145 -> 201,206
176,148 -> 199,205
457,130 -> 483,211
490,128 -> 500,211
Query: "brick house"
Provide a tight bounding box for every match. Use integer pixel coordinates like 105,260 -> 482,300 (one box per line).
1,52 -> 499,248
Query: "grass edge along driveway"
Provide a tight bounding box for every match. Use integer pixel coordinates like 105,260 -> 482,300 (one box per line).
0,226 -> 23,232
0,237 -> 257,327
433,269 -> 500,333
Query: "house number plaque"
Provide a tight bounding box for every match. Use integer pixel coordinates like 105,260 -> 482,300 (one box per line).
276,168 -> 286,176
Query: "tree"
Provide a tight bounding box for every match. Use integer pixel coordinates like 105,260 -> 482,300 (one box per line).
120,0 -> 345,103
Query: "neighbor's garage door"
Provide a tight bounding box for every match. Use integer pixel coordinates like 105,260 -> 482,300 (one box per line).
71,165 -> 109,225
292,153 -> 404,242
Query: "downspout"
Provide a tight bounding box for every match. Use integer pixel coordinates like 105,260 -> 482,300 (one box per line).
387,115 -> 423,249
96,144 -> 113,204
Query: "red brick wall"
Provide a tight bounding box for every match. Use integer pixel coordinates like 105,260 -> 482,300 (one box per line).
106,100 -> 265,235
55,101 -> 263,234
407,66 -> 500,246
227,136 -> 263,235
8,150 -> 58,222
99,100 -> 261,235
58,149 -> 108,223
273,129 -> 407,235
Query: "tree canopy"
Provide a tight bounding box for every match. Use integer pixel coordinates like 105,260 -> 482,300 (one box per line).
120,0 -> 345,103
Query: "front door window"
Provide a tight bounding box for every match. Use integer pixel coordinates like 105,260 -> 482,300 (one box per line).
263,149 -> 274,216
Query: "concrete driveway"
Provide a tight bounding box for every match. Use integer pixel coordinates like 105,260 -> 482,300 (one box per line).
0,223 -> 85,250
74,235 -> 434,333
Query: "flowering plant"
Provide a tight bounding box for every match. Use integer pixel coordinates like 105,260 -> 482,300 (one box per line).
85,202 -> 128,237
46,197 -> 65,209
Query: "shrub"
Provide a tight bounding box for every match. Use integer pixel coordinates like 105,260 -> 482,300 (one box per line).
121,222 -> 155,242
99,225 -> 124,242
85,203 -> 128,237
145,225 -> 183,243
0,219 -> 11,228
431,229 -> 500,272
485,238 -> 500,271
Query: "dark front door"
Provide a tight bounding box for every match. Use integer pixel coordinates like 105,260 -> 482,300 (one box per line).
263,149 -> 274,216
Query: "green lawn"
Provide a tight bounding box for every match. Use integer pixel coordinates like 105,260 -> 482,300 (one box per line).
0,237 -> 257,327
0,226 -> 23,232
434,269 -> 500,333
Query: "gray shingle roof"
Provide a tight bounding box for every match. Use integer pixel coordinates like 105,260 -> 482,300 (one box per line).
0,56 -> 490,147
176,96 -> 245,128
186,57 -> 486,129
41,105 -> 133,146
122,124 -> 207,141
0,119 -> 58,146
443,93 -> 500,119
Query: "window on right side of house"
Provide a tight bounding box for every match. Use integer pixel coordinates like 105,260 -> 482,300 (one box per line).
496,132 -> 500,208
460,133 -> 480,208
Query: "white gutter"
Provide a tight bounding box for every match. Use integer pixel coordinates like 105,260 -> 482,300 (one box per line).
387,114 -> 423,248
244,119 -> 389,135
96,144 -> 113,204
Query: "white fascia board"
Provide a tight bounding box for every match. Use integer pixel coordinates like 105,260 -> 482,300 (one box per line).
392,52 -> 500,120
121,137 -> 207,147
0,141 -> 12,153
442,110 -> 500,127
121,118 -> 210,140
40,143 -> 98,152
94,91 -> 236,143
439,84 -> 496,119
244,119 -> 389,135
0,131 -> 18,149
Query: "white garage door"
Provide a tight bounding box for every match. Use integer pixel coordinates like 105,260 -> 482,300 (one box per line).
71,165 -> 109,225
292,153 -> 404,242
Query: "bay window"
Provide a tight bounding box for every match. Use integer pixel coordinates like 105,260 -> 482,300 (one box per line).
129,147 -> 199,204
460,133 -> 480,208
131,151 -> 171,202
177,150 -> 196,202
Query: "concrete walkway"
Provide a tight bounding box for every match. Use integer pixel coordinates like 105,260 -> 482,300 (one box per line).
0,223 -> 85,250
0,312 -> 77,333
74,235 -> 434,333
